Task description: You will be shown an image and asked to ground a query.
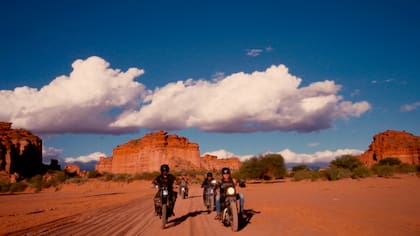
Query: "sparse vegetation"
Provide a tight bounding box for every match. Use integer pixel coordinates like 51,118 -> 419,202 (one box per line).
87,170 -> 102,178
2,155 -> 418,193
351,165 -> 373,179
292,169 -> 323,181
323,155 -> 372,181
329,155 -> 364,171
373,164 -> 395,177
234,154 -> 286,180
291,164 -> 309,172
325,166 -> 353,181
371,157 -> 417,177
0,181 -> 28,193
377,157 -> 401,166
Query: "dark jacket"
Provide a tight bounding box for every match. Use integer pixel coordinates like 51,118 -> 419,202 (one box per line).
154,174 -> 176,191
201,178 -> 215,189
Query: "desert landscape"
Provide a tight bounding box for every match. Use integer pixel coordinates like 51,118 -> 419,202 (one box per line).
1,174 -> 419,236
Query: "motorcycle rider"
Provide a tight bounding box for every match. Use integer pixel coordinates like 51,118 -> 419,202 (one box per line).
152,164 -> 178,216
214,167 -> 245,220
179,174 -> 189,198
201,172 -> 216,206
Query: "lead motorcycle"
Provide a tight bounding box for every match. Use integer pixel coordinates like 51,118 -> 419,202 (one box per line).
154,185 -> 175,229
204,179 -> 217,212
220,183 -> 239,232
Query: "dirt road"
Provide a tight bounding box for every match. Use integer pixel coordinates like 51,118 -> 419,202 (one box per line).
5,185 -> 254,236
2,176 -> 420,236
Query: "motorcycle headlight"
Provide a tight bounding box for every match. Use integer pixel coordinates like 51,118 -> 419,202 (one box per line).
226,186 -> 236,195
211,179 -> 217,185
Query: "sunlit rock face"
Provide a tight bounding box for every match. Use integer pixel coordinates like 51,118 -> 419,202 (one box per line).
0,122 -> 43,177
95,131 -> 241,174
200,154 -> 241,172
358,130 -> 420,167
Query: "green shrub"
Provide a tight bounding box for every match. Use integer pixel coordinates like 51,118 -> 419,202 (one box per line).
236,154 -> 286,180
28,175 -> 43,192
66,176 -> 87,184
292,164 -> 309,172
87,170 -> 102,178
325,167 -> 352,181
351,166 -> 373,179
378,157 -> 401,166
330,155 -> 364,171
397,163 -> 416,173
0,182 -> 11,192
292,169 -> 322,181
9,182 -> 28,193
373,165 -> 395,177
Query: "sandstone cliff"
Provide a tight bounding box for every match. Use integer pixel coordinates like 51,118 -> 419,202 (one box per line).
200,154 -> 241,171
358,130 -> 420,167
96,131 -> 241,174
0,122 -> 43,178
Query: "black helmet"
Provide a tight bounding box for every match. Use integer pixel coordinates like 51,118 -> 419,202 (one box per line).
160,164 -> 169,173
207,172 -> 213,177
221,167 -> 231,174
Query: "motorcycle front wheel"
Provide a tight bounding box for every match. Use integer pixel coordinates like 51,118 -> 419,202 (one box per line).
229,201 -> 239,232
161,204 -> 167,229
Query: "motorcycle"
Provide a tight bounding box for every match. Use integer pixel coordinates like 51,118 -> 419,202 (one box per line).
220,184 -> 239,232
204,179 -> 217,212
180,184 -> 188,199
154,185 -> 174,229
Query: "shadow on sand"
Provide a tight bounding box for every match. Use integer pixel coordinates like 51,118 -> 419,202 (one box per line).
238,208 -> 261,231
166,210 -> 209,228
164,208 -> 261,231
183,195 -> 201,199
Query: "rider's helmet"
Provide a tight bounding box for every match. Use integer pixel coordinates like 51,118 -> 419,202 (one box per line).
221,167 -> 231,175
160,164 -> 170,173
207,172 -> 213,177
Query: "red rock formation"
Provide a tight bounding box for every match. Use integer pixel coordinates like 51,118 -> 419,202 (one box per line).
96,131 -> 242,174
0,122 -> 43,177
358,130 -> 420,167
95,156 -> 113,173
200,154 -> 241,172
64,164 -> 82,176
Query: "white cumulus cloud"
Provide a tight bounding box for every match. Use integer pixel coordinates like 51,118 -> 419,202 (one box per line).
112,64 -> 370,133
1,56 -> 370,134
215,148 -> 363,163
203,149 -> 236,159
0,56 -> 148,134
278,148 -> 364,163
64,151 -> 106,163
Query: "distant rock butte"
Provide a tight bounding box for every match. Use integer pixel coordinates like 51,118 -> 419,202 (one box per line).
0,122 -> 43,177
95,130 -> 241,174
358,130 -> 420,167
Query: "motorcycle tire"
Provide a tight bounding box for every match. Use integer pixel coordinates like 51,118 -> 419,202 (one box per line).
161,204 -> 167,229
230,201 -> 239,232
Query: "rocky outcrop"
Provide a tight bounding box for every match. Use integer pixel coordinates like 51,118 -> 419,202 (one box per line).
200,154 -> 241,171
96,131 -> 241,174
358,130 -> 420,167
96,156 -> 113,173
0,122 -> 43,178
64,164 -> 83,177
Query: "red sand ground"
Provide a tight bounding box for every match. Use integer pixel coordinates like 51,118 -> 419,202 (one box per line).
1,175 -> 419,235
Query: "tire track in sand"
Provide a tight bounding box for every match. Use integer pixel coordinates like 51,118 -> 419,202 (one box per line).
7,185 -> 245,236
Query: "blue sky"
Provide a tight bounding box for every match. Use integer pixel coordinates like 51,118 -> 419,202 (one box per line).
1,0 -> 419,168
